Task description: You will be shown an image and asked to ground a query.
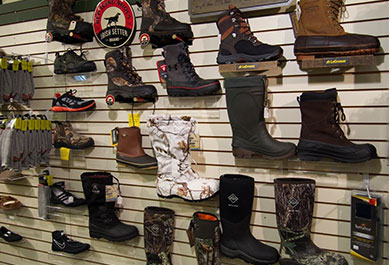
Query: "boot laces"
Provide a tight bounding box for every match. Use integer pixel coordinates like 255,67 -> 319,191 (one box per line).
333,102 -> 348,137
65,89 -> 81,100
230,8 -> 260,43
178,52 -> 200,82
119,57 -> 144,85
328,0 -> 346,31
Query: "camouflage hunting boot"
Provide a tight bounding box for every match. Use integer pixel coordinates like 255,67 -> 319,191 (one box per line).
105,46 -> 157,105
144,207 -> 175,265
54,49 -> 96,74
53,121 -> 94,149
139,0 -> 193,47
47,0 -> 93,44
187,212 -> 221,265
294,0 -> 380,56
147,115 -> 219,201
217,5 -> 283,64
274,178 -> 348,265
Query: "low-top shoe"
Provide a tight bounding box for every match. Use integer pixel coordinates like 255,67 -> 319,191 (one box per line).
54,49 -> 97,74
51,181 -> 86,207
0,226 -> 23,242
52,230 -> 90,254
51,89 -> 96,112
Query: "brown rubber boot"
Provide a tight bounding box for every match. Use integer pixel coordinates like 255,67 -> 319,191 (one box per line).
294,0 -> 380,56
116,127 -> 157,169
53,121 -> 94,149
297,88 -> 377,162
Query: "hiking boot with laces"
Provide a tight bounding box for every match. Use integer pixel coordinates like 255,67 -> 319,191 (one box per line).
216,5 -> 283,64
294,0 -> 380,56
51,89 -> 96,112
53,121 -> 94,149
139,0 -> 193,48
54,49 -> 96,74
46,0 -> 94,44
52,230 -> 90,254
51,181 -> 86,207
105,46 -> 157,105
297,88 -> 377,162
157,43 -> 221,97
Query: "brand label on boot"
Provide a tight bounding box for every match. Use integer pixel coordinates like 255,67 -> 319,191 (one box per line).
227,193 -> 239,207
236,63 -> 258,70
323,58 -> 350,66
93,0 -> 136,48
288,197 -> 299,208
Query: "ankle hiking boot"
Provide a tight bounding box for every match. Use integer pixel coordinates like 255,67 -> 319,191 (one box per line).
225,76 -> 296,159
81,172 -> 139,242
297,88 -> 377,162
294,0 -> 380,56
54,49 -> 96,74
220,174 -> 279,264
51,89 -> 96,112
217,5 -> 283,63
51,181 -> 86,207
52,230 -> 90,254
274,178 -> 348,265
116,126 -> 157,169
188,212 -> 221,265
105,46 -> 157,105
139,0 -> 193,48
144,207 -> 175,265
158,43 -> 221,97
46,0 -> 93,44
147,115 -> 219,201
53,121 -> 94,149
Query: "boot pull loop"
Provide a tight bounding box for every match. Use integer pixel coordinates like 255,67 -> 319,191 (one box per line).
296,0 -> 302,21
186,220 -> 195,247
297,96 -> 301,105
152,102 -> 156,115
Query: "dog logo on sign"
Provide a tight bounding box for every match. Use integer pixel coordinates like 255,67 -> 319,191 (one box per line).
93,0 -> 136,48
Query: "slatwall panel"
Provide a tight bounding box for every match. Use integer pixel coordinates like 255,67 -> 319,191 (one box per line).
0,0 -> 388,264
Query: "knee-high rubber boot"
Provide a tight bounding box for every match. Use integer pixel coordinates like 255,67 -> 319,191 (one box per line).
225,75 -> 296,159
144,207 -> 175,265
274,178 -> 348,265
81,172 -> 139,242
219,174 -> 279,264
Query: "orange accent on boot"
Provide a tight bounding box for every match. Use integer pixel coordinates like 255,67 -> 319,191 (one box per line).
54,93 -> 62,98
197,213 -> 217,221
221,26 -> 234,40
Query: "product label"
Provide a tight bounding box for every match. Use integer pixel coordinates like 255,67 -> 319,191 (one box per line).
21,60 -> 28,71
128,113 -> 140,127
110,128 -> 119,146
14,118 -> 22,130
12,60 -> 19,71
323,58 -> 350,66
47,121 -> 52,131
21,120 -> 28,131
27,61 -> 33,72
105,185 -> 118,202
0,58 -> 7,69
60,147 -> 70,161
28,119 -> 34,130
41,120 -> 47,131
189,133 -> 200,150
236,63 -> 258,70
34,119 -> 41,131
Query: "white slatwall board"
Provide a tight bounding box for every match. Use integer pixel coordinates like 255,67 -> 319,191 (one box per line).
0,0 -> 388,264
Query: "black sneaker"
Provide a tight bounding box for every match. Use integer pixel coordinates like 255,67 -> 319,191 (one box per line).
52,230 -> 90,254
51,181 -> 86,207
0,226 -> 23,242
54,49 -> 97,74
51,89 -> 96,112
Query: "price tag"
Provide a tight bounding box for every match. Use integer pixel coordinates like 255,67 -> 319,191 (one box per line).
46,174 -> 54,186
60,147 -> 70,161
27,61 -> 33,72
189,133 -> 200,150
41,120 -> 47,131
21,120 -> 28,131
34,119 -> 41,130
21,60 -> 28,71
47,121 -> 52,131
0,58 -> 7,69
14,118 -> 22,130
105,185 -> 118,202
12,60 -> 19,71
28,119 -> 34,130
128,113 -> 140,127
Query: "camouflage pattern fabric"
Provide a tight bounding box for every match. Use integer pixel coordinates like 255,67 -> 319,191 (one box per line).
194,227 -> 221,265
274,178 -> 348,265
54,121 -> 93,149
144,207 -> 174,265
141,0 -> 173,32
147,115 -> 219,201
48,0 -> 83,29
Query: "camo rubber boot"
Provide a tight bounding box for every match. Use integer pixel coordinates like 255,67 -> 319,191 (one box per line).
147,115 -> 219,201
139,0 -> 193,48
217,5 -> 283,63
53,121 -> 94,149
188,212 -> 221,265
274,178 -> 348,265
47,0 -> 94,44
144,207 -> 175,265
105,46 -> 157,105
54,49 -> 96,74
294,0 -> 380,56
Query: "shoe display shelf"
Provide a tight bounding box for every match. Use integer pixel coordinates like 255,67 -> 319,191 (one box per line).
47,248 -> 94,262
53,71 -> 98,86
218,60 -> 283,76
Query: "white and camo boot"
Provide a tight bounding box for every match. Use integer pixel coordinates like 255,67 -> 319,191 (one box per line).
147,115 -> 219,201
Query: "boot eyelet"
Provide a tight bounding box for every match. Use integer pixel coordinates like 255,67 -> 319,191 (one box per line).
232,33 -> 237,38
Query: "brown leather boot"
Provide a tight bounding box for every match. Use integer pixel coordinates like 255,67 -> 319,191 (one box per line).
297,88 -> 377,162
116,127 -> 157,169
294,0 -> 380,56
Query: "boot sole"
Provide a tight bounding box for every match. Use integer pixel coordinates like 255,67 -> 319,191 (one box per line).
220,243 -> 279,265
89,230 -> 139,242
297,139 -> 376,163
217,49 -> 282,64
166,82 -> 221,97
116,158 -> 157,169
232,147 -> 296,160
157,191 -> 218,202
295,48 -> 379,57
53,141 -> 94,149
51,102 -> 96,112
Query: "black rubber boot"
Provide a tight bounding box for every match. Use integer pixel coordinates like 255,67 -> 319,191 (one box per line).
219,174 -> 279,264
159,42 -> 221,97
81,172 -> 139,242
225,75 -> 296,159
274,178 -> 348,265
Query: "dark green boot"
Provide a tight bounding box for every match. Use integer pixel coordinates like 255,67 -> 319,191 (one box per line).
274,178 -> 348,265
144,207 -> 175,265
188,212 -> 221,265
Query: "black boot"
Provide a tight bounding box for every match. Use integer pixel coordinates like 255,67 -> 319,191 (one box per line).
225,76 -> 296,159
159,42 -> 221,97
219,174 -> 279,264
274,178 -> 348,265
81,172 -> 139,242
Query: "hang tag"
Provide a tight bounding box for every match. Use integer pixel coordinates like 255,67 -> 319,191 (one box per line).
14,118 -> 22,130
21,120 -> 28,131
34,119 -> 41,130
110,128 -> 119,146
21,60 -> 28,71
105,185 -> 118,202
46,174 -> 54,186
189,133 -> 200,150
60,147 -> 71,161
264,107 -> 270,119
41,120 -> 47,131
28,119 -> 34,130
128,113 -> 140,127
68,196 -> 74,203
186,222 -> 195,247
0,58 -> 7,69
27,61 -> 33,73
12,60 -> 19,71
69,20 -> 77,31
116,196 -> 123,208
47,121 -> 52,131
